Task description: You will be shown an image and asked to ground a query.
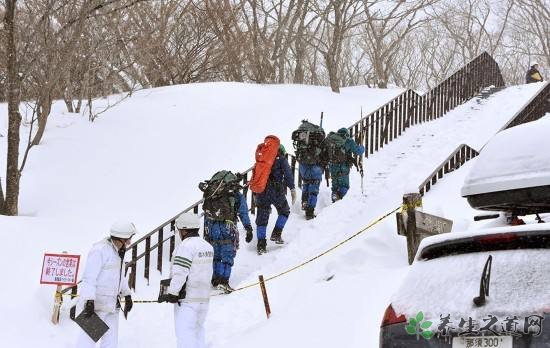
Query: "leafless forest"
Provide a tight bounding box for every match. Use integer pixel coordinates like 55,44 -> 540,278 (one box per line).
1,0 -> 548,100
0,0 -> 548,214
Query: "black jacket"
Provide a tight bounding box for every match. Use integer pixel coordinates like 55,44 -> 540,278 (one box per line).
526,67 -> 543,83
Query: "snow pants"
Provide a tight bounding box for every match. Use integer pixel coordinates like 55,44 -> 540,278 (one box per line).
255,185 -> 290,239
75,310 -> 119,348
174,302 -> 209,348
329,163 -> 351,199
299,163 -> 323,209
206,220 -> 237,280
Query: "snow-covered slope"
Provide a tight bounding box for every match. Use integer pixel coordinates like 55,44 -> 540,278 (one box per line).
0,81 -> 546,347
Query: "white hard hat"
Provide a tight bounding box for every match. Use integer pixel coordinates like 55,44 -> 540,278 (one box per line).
176,212 -> 200,230
110,221 -> 137,239
532,61 -> 539,66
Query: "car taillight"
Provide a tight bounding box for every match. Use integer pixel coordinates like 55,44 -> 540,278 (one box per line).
381,304 -> 406,327
476,233 -> 519,244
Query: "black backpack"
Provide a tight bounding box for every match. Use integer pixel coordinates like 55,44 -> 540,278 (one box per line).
322,131 -> 348,164
291,120 -> 325,165
199,170 -> 241,222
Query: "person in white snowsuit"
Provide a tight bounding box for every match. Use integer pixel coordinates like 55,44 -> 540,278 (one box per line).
75,222 -> 136,348
164,212 -> 214,348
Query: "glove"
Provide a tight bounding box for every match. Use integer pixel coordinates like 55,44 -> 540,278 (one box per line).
165,294 -> 180,304
123,295 -> 133,317
245,225 -> 253,243
290,189 -> 297,205
83,300 -> 95,318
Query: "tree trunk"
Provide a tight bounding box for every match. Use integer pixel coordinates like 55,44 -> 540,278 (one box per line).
325,50 -> 340,93
0,177 -> 5,214
64,96 -> 75,113
4,0 -> 21,216
31,94 -> 52,146
64,85 -> 74,113
75,98 -> 83,113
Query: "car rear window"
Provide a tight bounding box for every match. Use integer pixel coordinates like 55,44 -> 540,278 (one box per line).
419,230 -> 550,261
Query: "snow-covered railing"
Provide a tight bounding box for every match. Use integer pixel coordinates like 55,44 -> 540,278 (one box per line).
502,81 -> 550,130
348,52 -> 504,155
418,144 -> 479,196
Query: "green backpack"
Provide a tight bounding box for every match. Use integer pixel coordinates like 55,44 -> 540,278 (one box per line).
291,120 -> 326,165
199,170 -> 241,222
323,131 -> 348,164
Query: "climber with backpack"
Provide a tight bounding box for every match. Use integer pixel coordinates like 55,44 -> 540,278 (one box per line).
292,120 -> 326,220
323,127 -> 365,202
249,136 -> 296,254
199,170 -> 253,293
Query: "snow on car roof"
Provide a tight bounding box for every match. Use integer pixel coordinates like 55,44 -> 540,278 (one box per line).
461,113 -> 550,196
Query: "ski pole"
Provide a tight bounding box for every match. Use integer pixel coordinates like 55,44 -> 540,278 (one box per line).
359,107 -> 365,195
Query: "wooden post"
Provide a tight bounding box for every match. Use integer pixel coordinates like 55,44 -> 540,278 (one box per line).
130,245 -> 137,289
169,220 -> 176,259
258,275 -> 271,319
70,285 -> 78,320
145,236 -> 151,285
403,193 -> 422,265
51,251 -> 67,324
157,227 -> 164,273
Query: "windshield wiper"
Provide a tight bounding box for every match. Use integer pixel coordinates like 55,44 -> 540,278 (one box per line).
473,255 -> 492,307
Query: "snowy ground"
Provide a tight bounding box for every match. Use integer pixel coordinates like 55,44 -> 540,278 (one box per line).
0,81 -> 546,347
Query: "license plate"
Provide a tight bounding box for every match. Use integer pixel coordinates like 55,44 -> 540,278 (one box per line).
452,336 -> 512,348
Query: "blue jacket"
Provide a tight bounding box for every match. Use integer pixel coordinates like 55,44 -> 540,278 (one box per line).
235,191 -> 251,227
267,154 -> 295,190
344,138 -> 365,157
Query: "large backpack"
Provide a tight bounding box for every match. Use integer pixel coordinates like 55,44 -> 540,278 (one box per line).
199,170 -> 241,222
291,120 -> 325,165
249,135 -> 280,194
323,131 -> 348,164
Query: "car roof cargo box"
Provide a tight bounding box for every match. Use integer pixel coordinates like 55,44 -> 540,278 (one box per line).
461,115 -> 550,214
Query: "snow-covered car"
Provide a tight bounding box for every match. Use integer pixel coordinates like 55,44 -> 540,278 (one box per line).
379,223 -> 550,347
461,116 -> 550,215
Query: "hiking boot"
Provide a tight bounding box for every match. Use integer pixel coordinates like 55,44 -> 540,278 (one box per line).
305,208 -> 316,220
257,238 -> 267,255
211,276 -> 221,287
217,279 -> 234,294
270,228 -> 284,244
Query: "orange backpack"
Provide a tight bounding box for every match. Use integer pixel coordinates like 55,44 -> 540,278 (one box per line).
249,135 -> 281,194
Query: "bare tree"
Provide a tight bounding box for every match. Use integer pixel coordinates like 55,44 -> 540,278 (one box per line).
362,0 -> 436,88
2,0 -> 21,215
311,0 -> 365,92
203,0 -> 246,82
507,0 -> 550,68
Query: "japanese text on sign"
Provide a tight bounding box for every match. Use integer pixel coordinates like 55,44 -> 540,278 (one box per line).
40,253 -> 80,285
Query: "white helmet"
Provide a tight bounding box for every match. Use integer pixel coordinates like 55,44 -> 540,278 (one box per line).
532,61 -> 539,67
110,221 -> 137,239
176,212 -> 200,230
